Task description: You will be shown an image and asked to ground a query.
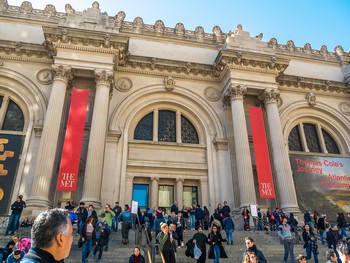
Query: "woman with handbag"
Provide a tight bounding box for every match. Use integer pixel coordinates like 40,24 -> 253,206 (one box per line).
302,224 -> 319,263
80,215 -> 96,263
207,225 -> 227,263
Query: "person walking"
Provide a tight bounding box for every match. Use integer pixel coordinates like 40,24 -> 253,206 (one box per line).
157,223 -> 176,263
337,213 -> 348,239
80,215 -> 96,263
5,195 -> 26,236
207,225 -> 227,263
119,204 -> 132,245
223,213 -> 234,245
326,224 -> 341,263
192,226 -> 208,263
278,216 -> 295,263
76,202 -> 88,236
92,213 -> 109,262
129,246 -> 145,263
243,237 -> 267,263
302,224 -> 319,263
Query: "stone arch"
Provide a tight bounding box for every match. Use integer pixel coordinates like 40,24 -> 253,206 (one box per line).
280,100 -> 350,155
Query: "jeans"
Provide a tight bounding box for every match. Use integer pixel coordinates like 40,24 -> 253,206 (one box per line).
104,226 -> 112,251
319,230 -> 326,245
257,220 -> 263,231
283,239 -> 295,263
77,220 -> 83,234
305,244 -> 318,263
5,213 -> 21,235
190,214 -> 195,230
93,241 -> 104,260
81,239 -> 92,263
213,245 -> 220,263
340,227 -> 348,239
225,229 -> 233,242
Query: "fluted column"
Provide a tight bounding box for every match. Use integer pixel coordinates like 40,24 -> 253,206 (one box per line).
26,65 -> 72,210
200,179 -> 209,209
81,70 -> 113,209
150,177 -> 159,208
262,88 -> 299,213
228,85 -> 256,207
176,178 -> 184,209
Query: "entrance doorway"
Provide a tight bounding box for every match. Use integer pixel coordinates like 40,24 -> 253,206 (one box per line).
132,184 -> 149,210
158,185 -> 174,210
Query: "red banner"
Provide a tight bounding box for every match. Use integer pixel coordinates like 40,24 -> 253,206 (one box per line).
57,89 -> 89,191
249,106 -> 275,198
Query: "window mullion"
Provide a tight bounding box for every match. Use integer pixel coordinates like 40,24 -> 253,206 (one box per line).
317,123 -> 328,154
153,109 -> 158,142
176,110 -> 181,143
298,123 -> 309,152
0,95 -> 10,128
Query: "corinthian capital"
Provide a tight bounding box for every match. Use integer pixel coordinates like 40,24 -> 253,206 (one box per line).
230,85 -> 247,100
51,65 -> 73,83
94,70 -> 113,87
261,88 -> 280,105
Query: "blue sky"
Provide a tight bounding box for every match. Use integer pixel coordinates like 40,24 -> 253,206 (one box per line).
8,0 -> 350,51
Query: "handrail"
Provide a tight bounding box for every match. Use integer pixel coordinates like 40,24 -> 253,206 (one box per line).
0,214 -> 10,228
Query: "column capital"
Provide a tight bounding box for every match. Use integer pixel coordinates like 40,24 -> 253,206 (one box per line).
224,85 -> 247,102
94,70 -> 113,87
261,88 -> 280,105
51,64 -> 73,83
151,177 -> 159,182
176,178 -> 184,183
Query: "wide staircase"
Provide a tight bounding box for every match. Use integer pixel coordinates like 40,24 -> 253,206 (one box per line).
0,226 -> 332,263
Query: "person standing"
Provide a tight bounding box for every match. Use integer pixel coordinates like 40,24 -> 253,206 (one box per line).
5,195 -> 26,236
157,223 -> 176,263
278,216 -> 295,263
222,201 -> 230,216
336,239 -> 350,263
92,213 -> 109,262
98,204 -> 115,251
80,216 -> 96,263
256,208 -> 263,231
317,215 -> 327,245
304,210 -> 313,228
242,206 -> 250,231
171,201 -> 179,214
337,213 -> 348,239
302,224 -> 319,263
223,213 -> 234,245
327,224 -> 342,263
192,226 -> 208,263
195,205 -> 205,230
119,204 -> 132,245
174,211 -> 186,248
76,202 -> 88,236
87,204 -> 98,223
243,237 -> 267,263
112,202 -> 122,232
207,225 -> 227,263
129,246 -> 145,263
22,208 -> 73,263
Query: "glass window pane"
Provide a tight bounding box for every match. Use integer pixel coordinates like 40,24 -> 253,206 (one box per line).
2,100 -> 24,131
183,186 -> 198,207
322,129 -> 340,154
288,126 -> 303,151
181,115 -> 199,144
158,110 -> 176,142
134,112 -> 153,141
158,185 -> 174,208
304,123 -> 321,153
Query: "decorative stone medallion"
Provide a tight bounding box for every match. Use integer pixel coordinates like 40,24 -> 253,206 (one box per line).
204,87 -> 220,101
164,76 -> 176,91
339,102 -> 350,116
115,77 -> 132,92
37,69 -> 53,85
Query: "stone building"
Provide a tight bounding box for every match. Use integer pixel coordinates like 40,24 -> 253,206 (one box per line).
0,1 -> 349,216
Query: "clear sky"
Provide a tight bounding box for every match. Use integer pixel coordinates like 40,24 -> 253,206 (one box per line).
8,0 -> 350,51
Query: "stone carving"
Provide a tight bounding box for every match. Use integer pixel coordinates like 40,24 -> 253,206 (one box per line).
43,4 -> 56,17
92,1 -> 100,9
115,11 -> 126,25
320,45 -> 328,57
65,4 -> 75,14
37,69 -> 53,85
195,26 -> 205,39
19,1 -> 32,14
51,65 -> 72,83
154,20 -> 165,33
335,45 -> 345,61
339,102 -> 350,116
230,85 -> 247,100
103,34 -> 110,48
303,43 -> 312,54
204,87 -> 220,101
175,23 -> 185,35
212,26 -> 223,41
286,40 -> 295,51
133,17 -> 144,29
268,38 -> 278,49
306,92 -> 316,106
261,88 -> 280,104
94,70 -> 113,87
0,0 -> 8,11
255,33 -> 263,40
115,77 -> 132,92
164,76 -> 176,91
61,29 -> 68,43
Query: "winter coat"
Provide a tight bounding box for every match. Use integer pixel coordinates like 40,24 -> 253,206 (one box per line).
207,232 -> 227,259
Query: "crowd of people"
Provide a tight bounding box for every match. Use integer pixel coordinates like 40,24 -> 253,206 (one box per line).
1,198 -> 350,263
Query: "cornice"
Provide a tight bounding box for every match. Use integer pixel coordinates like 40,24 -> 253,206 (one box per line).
277,75 -> 349,94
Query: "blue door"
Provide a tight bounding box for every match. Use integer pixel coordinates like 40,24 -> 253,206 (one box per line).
132,184 -> 149,209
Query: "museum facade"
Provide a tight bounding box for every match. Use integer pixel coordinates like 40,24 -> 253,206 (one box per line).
0,1 -> 349,216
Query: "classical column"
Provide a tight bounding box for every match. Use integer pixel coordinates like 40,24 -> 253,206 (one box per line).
262,88 -> 299,213
150,177 -> 159,208
200,179 -> 209,209
176,178 -> 184,209
125,176 -> 134,206
26,65 -> 72,210
81,70 -> 113,209
228,85 -> 257,207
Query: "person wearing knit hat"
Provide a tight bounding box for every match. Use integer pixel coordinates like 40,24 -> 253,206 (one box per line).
157,223 -> 176,262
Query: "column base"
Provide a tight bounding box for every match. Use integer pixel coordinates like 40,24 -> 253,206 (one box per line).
80,198 -> 102,211
25,196 -> 52,217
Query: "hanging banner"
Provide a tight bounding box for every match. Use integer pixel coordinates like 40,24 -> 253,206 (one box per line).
0,134 -> 23,214
57,89 -> 89,191
249,106 -> 275,198
290,155 -> 350,216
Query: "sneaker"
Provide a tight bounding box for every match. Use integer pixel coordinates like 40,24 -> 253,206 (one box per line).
178,246 -> 181,248
181,242 -> 184,247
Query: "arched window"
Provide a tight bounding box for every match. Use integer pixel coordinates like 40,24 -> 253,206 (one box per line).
0,96 -> 24,132
134,109 -> 199,144
288,123 -> 340,154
